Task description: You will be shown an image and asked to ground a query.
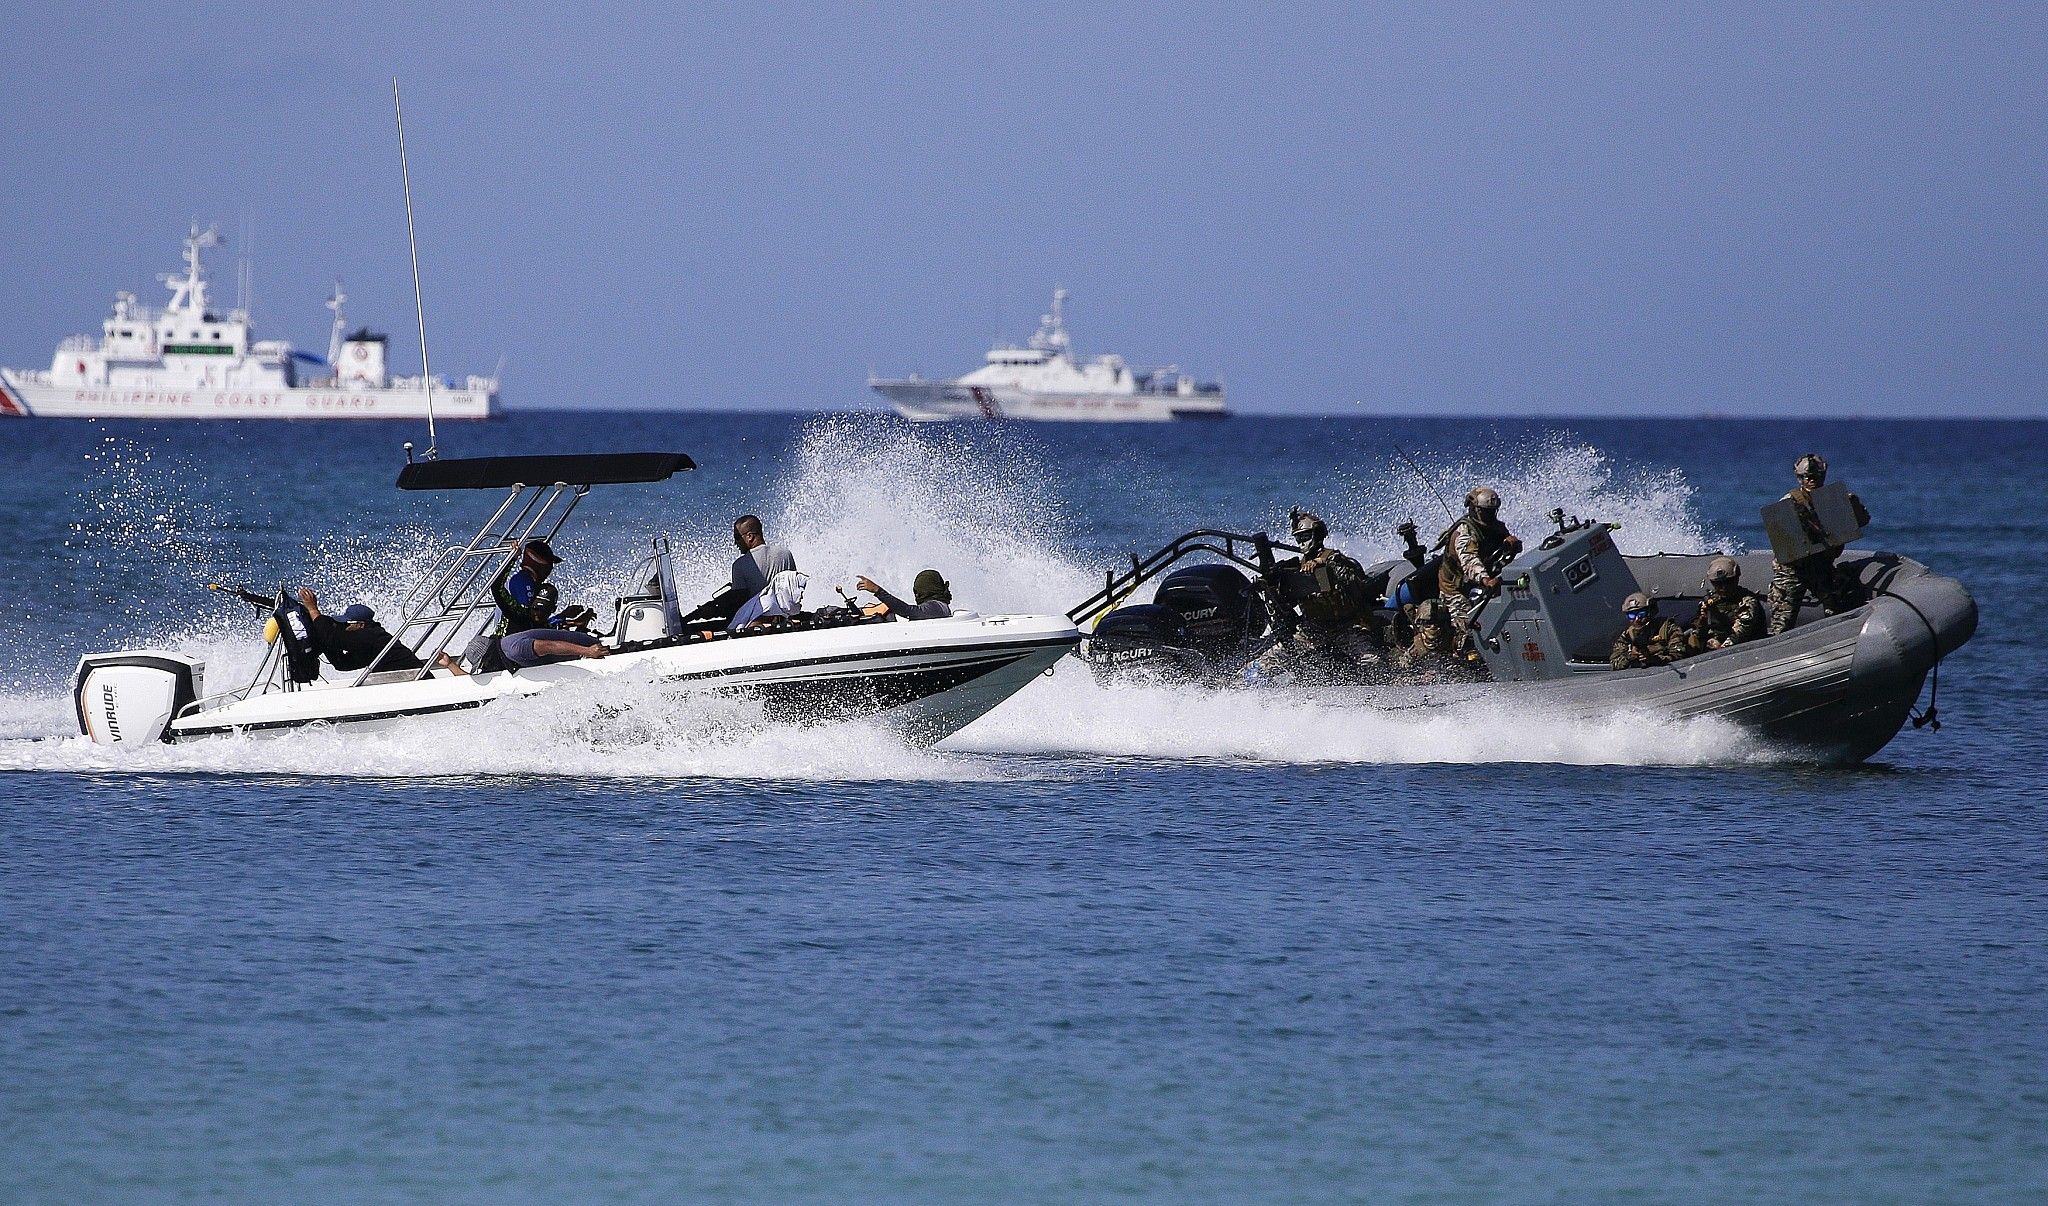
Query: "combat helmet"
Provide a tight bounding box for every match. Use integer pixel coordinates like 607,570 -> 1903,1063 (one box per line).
1794,453 -> 1828,483
1622,591 -> 1652,615
1465,486 -> 1501,513
1705,555 -> 1742,587
1289,507 -> 1328,548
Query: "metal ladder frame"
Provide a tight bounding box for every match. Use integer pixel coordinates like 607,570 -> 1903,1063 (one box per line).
349,480 -> 591,686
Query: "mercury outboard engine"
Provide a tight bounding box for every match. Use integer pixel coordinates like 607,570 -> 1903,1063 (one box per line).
1082,563 -> 1270,683
1154,564 -> 1269,657
1081,604 -> 1206,680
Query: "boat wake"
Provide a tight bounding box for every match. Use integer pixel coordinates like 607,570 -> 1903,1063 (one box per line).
953,668 -> 1764,766
1,419 -> 1771,777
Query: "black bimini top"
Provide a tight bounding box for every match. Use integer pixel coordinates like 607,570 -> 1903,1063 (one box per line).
397,452 -> 696,491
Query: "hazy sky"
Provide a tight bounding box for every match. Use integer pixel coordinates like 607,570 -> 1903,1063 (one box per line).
4,4 -> 2043,416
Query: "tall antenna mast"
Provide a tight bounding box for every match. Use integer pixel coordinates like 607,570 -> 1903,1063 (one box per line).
392,77 -> 439,460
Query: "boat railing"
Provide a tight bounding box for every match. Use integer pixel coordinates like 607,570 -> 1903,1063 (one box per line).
58,335 -> 97,353
347,480 -> 592,687
177,637 -> 286,722
1067,529 -> 1299,629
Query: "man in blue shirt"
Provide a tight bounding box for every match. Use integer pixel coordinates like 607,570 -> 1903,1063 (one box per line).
492,538 -> 567,635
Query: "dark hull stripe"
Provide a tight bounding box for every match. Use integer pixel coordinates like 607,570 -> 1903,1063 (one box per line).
172,641 -> 1067,740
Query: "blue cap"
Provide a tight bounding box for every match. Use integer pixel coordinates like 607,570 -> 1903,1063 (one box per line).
340,604 -> 375,624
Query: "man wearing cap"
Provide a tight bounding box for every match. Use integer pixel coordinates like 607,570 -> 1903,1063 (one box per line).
297,588 -> 466,676
856,570 -> 953,620
492,538 -> 568,636
1610,592 -> 1684,671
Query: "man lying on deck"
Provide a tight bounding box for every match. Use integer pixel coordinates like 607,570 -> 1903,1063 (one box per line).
298,589 -> 466,677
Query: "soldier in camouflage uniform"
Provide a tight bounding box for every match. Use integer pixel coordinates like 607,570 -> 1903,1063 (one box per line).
1391,596 -> 1458,671
1435,487 -> 1521,638
1253,509 -> 1380,680
1610,592 -> 1684,670
1767,453 -> 1872,636
1682,555 -> 1766,655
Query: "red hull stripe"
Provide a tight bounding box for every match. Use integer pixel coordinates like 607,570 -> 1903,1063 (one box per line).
0,377 -> 30,417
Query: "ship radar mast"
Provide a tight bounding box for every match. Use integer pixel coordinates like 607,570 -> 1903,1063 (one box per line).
325,280 -> 348,367
1028,287 -> 1071,354
159,222 -> 222,317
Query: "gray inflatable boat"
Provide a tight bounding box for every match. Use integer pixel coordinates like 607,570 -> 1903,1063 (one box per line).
1072,519 -> 1977,764
1440,522 -> 1975,763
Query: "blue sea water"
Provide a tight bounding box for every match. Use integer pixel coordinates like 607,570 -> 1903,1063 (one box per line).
1,412 -> 2042,1201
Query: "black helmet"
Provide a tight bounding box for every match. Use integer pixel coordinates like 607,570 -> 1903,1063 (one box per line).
1706,555 -> 1741,585
1289,508 -> 1328,545
530,582 -> 560,617
1466,486 -> 1501,513
1794,453 -> 1828,483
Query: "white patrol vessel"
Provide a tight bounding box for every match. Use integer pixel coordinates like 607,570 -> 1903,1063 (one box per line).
870,288 -> 1227,423
0,224 -> 497,420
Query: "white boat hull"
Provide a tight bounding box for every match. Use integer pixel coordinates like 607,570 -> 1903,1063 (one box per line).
148,613 -> 1078,748
871,380 -> 1227,423
0,370 -> 493,420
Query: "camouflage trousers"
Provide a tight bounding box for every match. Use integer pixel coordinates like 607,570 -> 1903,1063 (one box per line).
1767,555 -> 1862,635
1251,625 -> 1381,684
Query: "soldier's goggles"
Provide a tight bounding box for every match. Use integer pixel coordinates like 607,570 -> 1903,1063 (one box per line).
1624,608 -> 1649,621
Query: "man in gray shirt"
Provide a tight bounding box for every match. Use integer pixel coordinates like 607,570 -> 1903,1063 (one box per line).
731,514 -> 797,599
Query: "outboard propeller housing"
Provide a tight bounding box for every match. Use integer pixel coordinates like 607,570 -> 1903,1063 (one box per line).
1081,563 -> 1271,683
73,651 -> 205,745
1153,564 -> 1269,656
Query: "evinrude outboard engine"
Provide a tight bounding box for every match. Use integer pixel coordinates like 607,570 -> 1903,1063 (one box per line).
73,651 -> 205,745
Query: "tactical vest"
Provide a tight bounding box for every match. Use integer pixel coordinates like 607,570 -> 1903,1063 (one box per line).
1436,515 -> 1510,593
1696,589 -> 1765,644
1294,549 -> 1371,626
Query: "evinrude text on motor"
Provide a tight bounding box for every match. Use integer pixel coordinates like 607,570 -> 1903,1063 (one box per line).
1071,510 -> 1975,764
74,452 -> 1079,748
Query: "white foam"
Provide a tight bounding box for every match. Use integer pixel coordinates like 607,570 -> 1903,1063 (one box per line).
1308,433 -> 1733,565
949,662 -> 1763,766
0,671 -> 1001,782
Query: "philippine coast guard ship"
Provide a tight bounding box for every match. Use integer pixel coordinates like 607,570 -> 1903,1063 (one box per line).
870,289 -> 1227,422
0,224 -> 497,420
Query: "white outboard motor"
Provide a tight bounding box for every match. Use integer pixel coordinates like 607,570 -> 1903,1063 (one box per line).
73,651 -> 205,745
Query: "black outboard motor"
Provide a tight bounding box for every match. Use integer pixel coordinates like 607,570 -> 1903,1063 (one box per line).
1082,604 -> 1208,680
1081,563 -> 1270,683
1154,564 -> 1268,656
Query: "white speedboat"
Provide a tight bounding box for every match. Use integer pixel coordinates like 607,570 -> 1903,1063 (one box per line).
1,223 -> 497,420
74,453 -> 1078,747
869,288 -> 1227,422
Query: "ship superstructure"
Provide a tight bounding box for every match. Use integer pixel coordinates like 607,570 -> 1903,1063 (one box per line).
870,289 -> 1226,422
0,224 -> 496,420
